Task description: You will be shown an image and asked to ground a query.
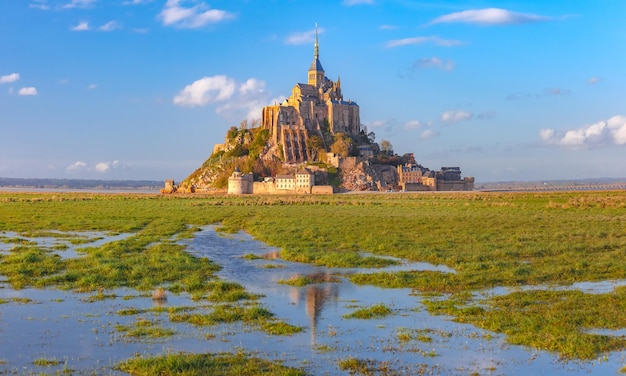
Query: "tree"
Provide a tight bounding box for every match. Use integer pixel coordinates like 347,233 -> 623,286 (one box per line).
367,131 -> 376,144
306,135 -> 325,161
330,133 -> 353,157
227,126 -> 238,140
380,139 -> 394,156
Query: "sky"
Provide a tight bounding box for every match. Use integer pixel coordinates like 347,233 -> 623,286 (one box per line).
1,0 -> 625,182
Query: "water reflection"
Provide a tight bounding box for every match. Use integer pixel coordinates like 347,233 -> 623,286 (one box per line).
0,230 -> 133,259
286,272 -> 339,344
0,226 -> 625,375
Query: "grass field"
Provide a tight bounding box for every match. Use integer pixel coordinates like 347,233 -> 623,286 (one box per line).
1,190 -> 625,364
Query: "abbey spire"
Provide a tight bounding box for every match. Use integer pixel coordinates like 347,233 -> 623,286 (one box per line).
308,23 -> 325,88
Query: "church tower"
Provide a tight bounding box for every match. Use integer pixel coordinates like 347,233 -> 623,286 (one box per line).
307,23 -> 325,88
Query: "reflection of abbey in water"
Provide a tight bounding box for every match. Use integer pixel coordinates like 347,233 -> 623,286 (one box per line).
288,272 -> 339,344
261,25 -> 360,164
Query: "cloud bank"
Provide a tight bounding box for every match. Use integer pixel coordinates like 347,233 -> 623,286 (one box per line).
174,75 -> 270,123
540,115 -> 626,148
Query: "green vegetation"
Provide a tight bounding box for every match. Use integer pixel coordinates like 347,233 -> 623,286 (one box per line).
337,357 -> 393,375
343,303 -> 392,319
115,318 -> 176,339
206,281 -> 255,302
278,275 -> 314,287
1,191 -> 626,360
117,351 -> 307,376
32,357 -> 61,366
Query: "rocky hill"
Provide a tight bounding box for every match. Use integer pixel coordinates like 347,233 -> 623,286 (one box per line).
175,124 -> 415,193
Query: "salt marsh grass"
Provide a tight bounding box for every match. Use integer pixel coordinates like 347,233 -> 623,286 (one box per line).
1,191 -> 626,362
117,352 -> 306,375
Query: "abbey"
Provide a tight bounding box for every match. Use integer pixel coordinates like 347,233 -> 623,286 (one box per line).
261,26 -> 360,164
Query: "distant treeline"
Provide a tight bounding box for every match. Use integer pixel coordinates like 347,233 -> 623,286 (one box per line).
0,177 -> 163,190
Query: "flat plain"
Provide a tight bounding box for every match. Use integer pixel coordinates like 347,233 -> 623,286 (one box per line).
1,190 -> 625,374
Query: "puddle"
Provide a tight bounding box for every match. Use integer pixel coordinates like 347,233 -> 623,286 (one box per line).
0,226 -> 625,374
0,230 -> 133,259
477,279 -> 626,300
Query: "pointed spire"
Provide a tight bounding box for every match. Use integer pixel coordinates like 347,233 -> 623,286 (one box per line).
314,22 -> 319,60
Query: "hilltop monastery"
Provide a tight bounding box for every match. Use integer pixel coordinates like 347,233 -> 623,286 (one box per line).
224,26 -> 473,195
260,26 -> 360,164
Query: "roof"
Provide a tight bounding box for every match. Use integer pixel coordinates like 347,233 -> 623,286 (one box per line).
309,57 -> 324,72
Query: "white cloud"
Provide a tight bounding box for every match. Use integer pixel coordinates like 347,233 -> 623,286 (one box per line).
404,120 -> 422,129
174,75 -> 274,123
71,21 -> 90,31
587,76 -> 602,85
29,1 -> 50,10
343,0 -> 374,6
441,110 -> 472,123
95,162 -> 110,172
420,129 -> 439,139
159,0 -> 234,29
173,75 -> 236,107
285,28 -> 325,45
239,78 -> 264,96
67,161 -> 87,171
88,83 -> 97,90
63,0 -> 96,9
379,24 -> 397,30
99,21 -> 120,31
414,57 -> 455,71
386,36 -> 463,48
0,73 -> 20,84
540,115 -> 626,148
18,87 -> 38,96
539,128 -> 555,141
219,79 -> 270,123
429,8 -> 550,26
608,115 -> 626,145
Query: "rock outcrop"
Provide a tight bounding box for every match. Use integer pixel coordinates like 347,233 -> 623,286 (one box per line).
339,159 -> 399,192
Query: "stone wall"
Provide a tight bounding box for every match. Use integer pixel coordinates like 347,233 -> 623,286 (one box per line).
312,185 -> 335,194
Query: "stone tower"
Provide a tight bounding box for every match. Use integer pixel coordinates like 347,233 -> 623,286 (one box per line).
308,23 -> 325,88
260,24 -> 360,163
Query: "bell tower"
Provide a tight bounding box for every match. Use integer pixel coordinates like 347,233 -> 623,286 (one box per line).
307,23 -> 325,88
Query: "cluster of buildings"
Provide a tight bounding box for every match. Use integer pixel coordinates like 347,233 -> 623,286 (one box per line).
223,25 -> 473,195
227,167 -> 333,195
260,25 -> 360,164
397,164 -> 474,192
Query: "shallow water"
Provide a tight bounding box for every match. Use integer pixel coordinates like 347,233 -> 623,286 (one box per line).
0,227 -> 625,374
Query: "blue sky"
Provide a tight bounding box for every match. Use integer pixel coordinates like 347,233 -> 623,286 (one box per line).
1,0 -> 625,182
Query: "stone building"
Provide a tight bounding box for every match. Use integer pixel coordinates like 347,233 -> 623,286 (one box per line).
227,167 -> 254,194
261,25 -> 360,163
398,164 -> 474,191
